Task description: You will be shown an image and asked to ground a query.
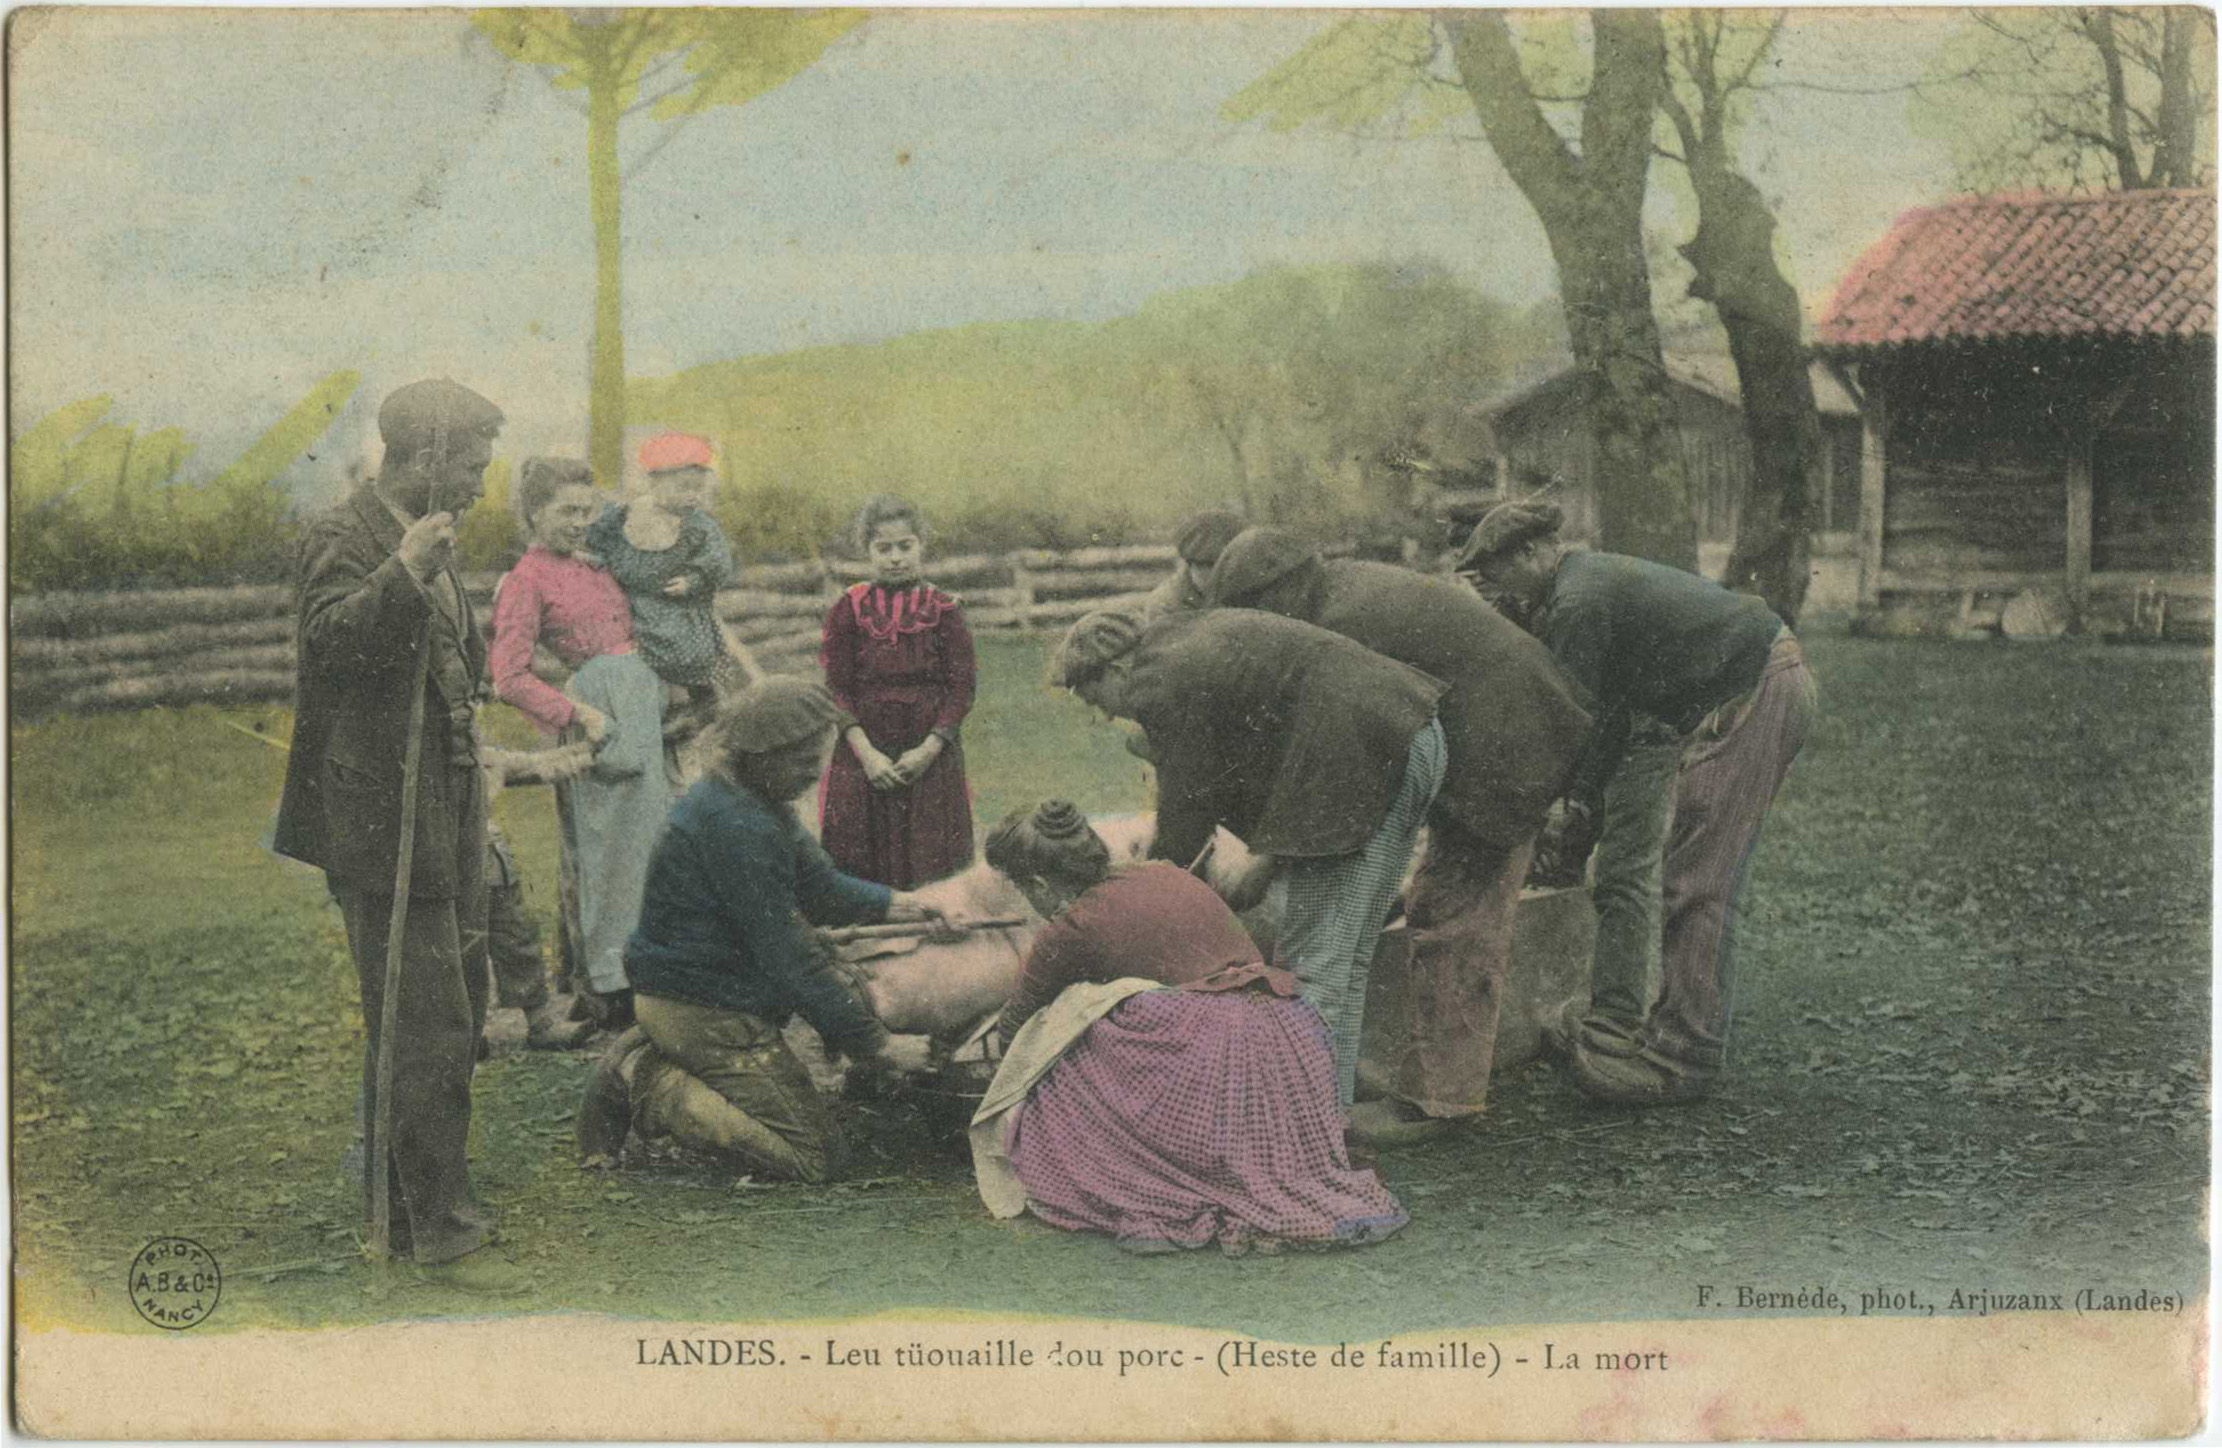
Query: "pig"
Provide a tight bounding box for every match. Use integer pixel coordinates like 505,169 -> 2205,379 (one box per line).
812,813 -> 1596,1091
832,815 -> 1248,1042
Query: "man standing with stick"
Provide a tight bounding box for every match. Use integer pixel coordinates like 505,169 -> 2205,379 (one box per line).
275,378 -> 523,1292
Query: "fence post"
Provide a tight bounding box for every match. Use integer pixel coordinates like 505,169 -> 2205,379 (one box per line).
1007,550 -> 1038,630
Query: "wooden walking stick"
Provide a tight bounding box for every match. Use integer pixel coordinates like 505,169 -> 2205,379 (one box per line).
369,610 -> 434,1263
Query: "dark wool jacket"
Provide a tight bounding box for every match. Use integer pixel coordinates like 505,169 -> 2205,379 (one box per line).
625,777 -> 892,1055
273,487 -> 487,897
1540,548 -> 1784,810
1126,608 -> 1447,867
1211,530 -> 1595,850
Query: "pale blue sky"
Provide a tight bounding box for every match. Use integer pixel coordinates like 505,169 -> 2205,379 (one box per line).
9,8 -> 1962,495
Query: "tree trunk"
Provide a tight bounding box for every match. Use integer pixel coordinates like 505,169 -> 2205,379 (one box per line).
1445,10 -> 1698,570
2152,9 -> 2201,188
2083,10 -> 2149,189
1551,224 -> 1700,570
587,66 -> 627,490
1680,165 -> 1818,625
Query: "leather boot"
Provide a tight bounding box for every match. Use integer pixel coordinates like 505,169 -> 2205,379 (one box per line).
576,1026 -> 648,1161
526,1001 -> 595,1051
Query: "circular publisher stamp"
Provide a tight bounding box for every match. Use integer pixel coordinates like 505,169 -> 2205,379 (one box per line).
128,1237 -> 222,1330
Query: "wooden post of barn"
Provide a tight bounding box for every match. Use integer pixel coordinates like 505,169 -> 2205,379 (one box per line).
2064,411 -> 2095,627
1857,386 -> 1889,609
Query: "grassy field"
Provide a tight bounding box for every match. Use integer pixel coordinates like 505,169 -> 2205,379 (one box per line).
10,629 -> 2211,1340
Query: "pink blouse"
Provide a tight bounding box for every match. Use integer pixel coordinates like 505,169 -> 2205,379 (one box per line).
490,545 -> 638,734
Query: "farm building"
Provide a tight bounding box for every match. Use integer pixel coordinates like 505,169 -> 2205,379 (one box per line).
1476,352 -> 1864,599
1813,188 -> 2216,639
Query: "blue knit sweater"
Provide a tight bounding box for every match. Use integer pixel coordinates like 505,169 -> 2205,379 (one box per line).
625,777 -> 891,1052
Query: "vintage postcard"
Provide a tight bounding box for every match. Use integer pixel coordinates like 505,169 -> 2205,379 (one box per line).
8,5 -> 2212,1439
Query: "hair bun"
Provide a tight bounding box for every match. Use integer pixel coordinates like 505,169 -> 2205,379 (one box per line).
1033,800 -> 1089,841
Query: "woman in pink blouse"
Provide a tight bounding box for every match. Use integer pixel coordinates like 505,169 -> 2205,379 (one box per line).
491,458 -> 666,1029
490,459 -> 635,741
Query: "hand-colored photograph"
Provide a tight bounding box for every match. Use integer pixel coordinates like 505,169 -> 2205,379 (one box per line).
8,6 -> 2212,1439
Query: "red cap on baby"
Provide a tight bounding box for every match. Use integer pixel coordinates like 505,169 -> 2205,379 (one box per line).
639,432 -> 713,474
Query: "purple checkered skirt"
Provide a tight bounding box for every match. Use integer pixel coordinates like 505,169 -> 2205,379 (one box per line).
1007,988 -> 1409,1256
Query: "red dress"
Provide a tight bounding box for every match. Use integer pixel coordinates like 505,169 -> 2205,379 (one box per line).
817,582 -> 978,887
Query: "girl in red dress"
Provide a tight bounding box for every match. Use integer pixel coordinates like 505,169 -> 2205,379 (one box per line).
817,495 -> 978,887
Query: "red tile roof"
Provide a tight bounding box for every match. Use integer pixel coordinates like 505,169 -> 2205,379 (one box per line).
1816,189 -> 2216,351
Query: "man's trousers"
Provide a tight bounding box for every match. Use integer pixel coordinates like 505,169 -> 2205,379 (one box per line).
1279,719 -> 1447,1108
632,993 -> 845,1184
336,856 -> 490,1265
1389,815 -> 1535,1118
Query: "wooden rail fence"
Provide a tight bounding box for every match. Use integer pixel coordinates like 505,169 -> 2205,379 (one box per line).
10,544 -> 1198,719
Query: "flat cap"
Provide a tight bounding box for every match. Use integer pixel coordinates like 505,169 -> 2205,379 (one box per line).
1175,509 -> 1248,564
1049,609 -> 1144,688
1208,526 -> 1317,607
718,677 -> 844,753
1457,500 -> 1564,572
377,379 -> 504,451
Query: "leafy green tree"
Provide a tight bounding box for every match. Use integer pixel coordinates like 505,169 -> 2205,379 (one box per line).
472,9 -> 868,488
10,371 -> 359,590
1229,12 -> 1700,569
1138,261 -> 1516,528
453,459 -> 521,574
628,260 -> 1528,557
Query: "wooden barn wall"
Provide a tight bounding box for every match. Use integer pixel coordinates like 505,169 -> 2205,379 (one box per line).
1822,418 -> 1863,534
1675,388 -> 1750,543
2092,349 -> 2216,574
1495,378 -> 1758,546
1880,357 -> 2068,577
1496,406 -> 1600,538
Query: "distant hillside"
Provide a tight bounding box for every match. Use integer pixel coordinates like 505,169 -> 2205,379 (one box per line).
631,260 -> 1545,560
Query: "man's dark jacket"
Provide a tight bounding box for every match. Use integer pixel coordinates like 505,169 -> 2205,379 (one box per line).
1127,608 -> 1447,868
1211,528 -> 1594,850
274,487 -> 487,897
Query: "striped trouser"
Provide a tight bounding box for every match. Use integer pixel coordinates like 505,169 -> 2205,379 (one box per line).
1279,719 -> 1448,1107
1648,631 -> 1817,1068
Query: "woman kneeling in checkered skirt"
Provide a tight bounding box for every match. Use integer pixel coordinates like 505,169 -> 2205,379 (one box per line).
966,801 -> 1408,1257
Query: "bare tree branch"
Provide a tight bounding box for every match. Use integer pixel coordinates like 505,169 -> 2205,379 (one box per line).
623,108 -> 702,183
1724,13 -> 1786,95
1657,83 -> 1702,172
2083,9 -> 2148,187
624,72 -> 698,118
1441,11 -> 1582,217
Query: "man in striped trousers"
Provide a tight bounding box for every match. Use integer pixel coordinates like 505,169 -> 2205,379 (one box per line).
1459,501 -> 1817,1106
